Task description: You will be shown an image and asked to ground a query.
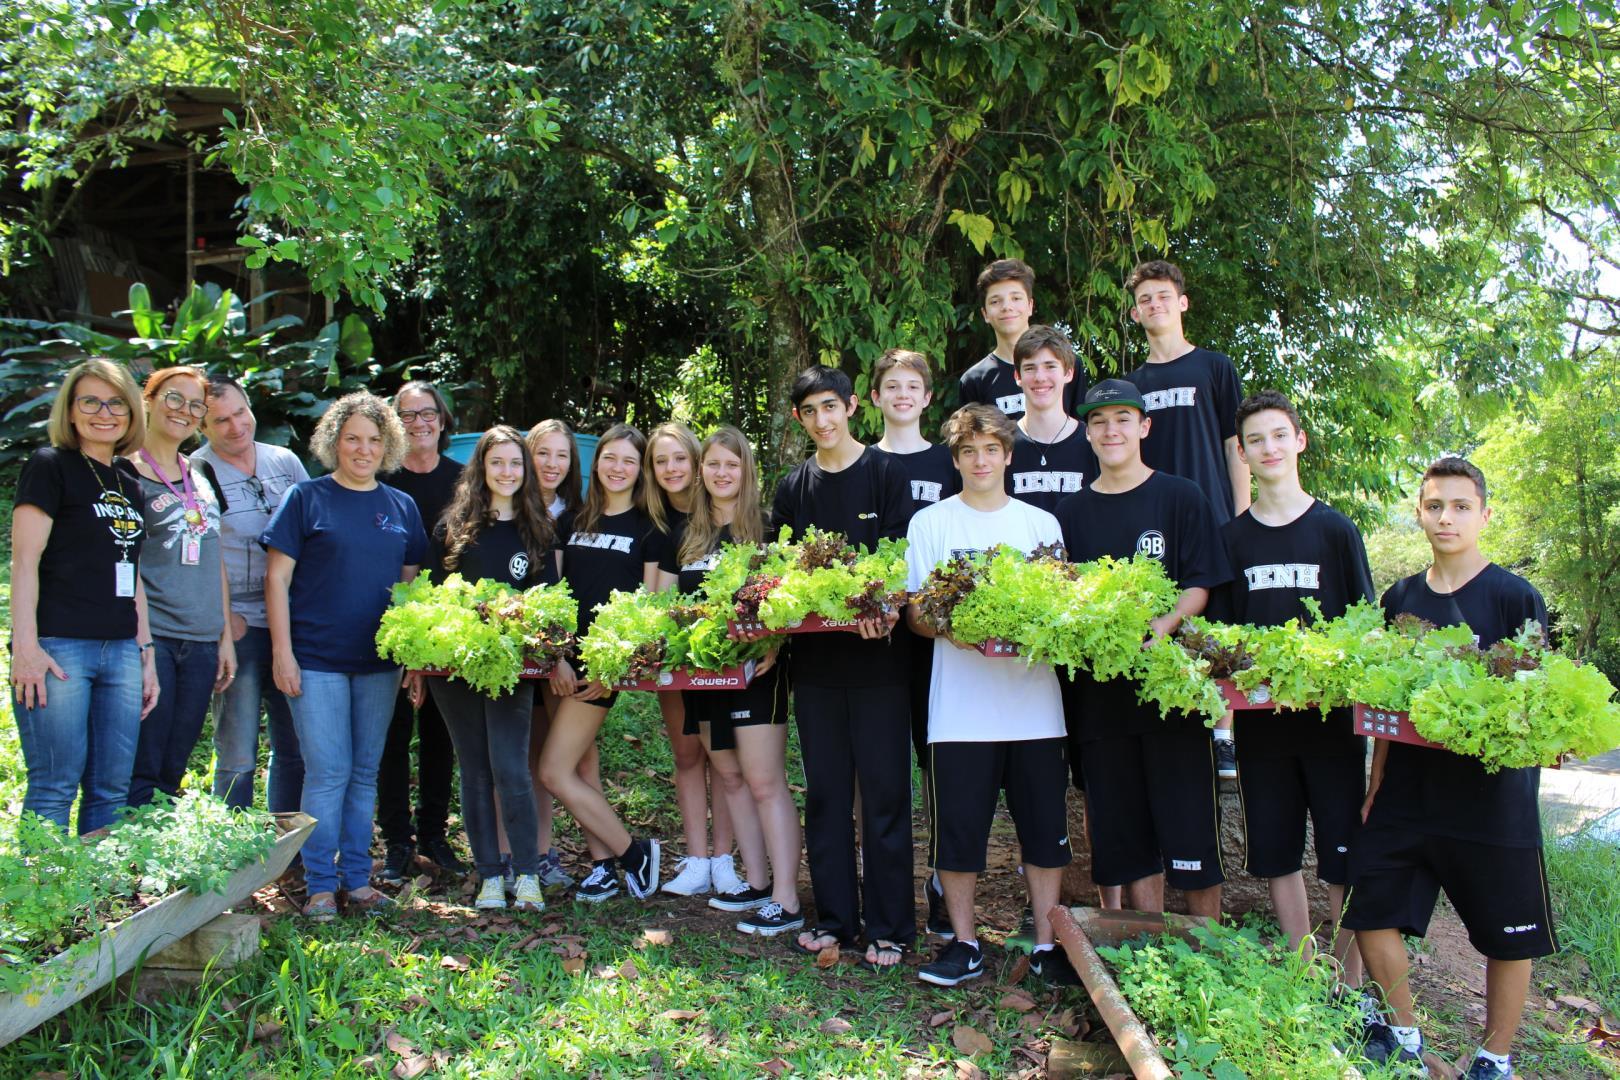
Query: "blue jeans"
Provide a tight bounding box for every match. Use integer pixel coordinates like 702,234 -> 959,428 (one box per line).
429,676 -> 539,877
286,667 -> 401,894
212,626 -> 303,813
128,636 -> 218,807
14,637 -> 142,834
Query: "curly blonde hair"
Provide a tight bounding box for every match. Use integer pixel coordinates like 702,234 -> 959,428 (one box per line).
309,391 -> 408,473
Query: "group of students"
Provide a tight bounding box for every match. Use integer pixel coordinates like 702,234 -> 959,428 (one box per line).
8,257 -> 1553,1078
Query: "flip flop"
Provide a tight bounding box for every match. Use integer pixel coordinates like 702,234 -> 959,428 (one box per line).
859,941 -> 906,972
789,929 -> 841,956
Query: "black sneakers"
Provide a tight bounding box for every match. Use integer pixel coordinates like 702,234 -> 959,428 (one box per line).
925,875 -> 954,939
1029,946 -> 1081,987
1214,737 -> 1238,780
918,940 -> 984,986
737,900 -> 805,936
1361,1021 -> 1423,1065
619,838 -> 662,900
420,836 -> 467,876
708,882 -> 773,912
379,841 -> 416,885
575,859 -> 621,903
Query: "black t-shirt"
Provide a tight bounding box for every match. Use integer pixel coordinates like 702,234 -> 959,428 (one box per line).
643,509 -> 686,574
1125,347 -> 1242,523
958,352 -> 1085,421
384,456 -> 463,543
1055,471 -> 1232,738
431,518 -> 556,589
1372,564 -> 1548,848
658,518 -> 748,597
15,446 -> 146,640
770,446 -> 913,687
876,444 -> 960,515
1219,501 -> 1376,759
1005,420 -> 1099,515
560,507 -> 656,635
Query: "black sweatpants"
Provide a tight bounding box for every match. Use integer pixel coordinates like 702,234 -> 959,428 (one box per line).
795,683 -> 915,947
376,685 -> 456,845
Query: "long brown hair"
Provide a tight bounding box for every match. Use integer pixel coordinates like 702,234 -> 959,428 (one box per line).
525,418 -> 583,516
641,421 -> 701,536
438,425 -> 555,574
679,426 -> 763,565
572,423 -> 646,536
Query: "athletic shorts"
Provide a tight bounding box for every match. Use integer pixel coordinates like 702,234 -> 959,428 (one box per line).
1079,729 -> 1225,891
682,665 -> 789,753
927,738 -> 1071,873
1236,752 -> 1365,883
1342,823 -> 1557,960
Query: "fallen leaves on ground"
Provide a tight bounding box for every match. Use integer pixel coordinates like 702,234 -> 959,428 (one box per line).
755,1057 -> 791,1076
998,989 -> 1037,1013
640,928 -> 673,947
815,945 -> 839,969
561,956 -> 585,975
658,1009 -> 702,1022
1004,954 -> 1030,984
818,1016 -> 853,1034
928,1010 -> 956,1028
438,954 -> 470,971
951,1024 -> 994,1057
618,957 -> 639,980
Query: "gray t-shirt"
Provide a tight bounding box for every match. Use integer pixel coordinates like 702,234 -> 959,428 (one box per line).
194,441 -> 309,628
130,463 -> 226,641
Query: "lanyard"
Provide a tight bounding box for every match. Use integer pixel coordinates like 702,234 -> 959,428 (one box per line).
138,449 -> 203,524
82,452 -> 137,562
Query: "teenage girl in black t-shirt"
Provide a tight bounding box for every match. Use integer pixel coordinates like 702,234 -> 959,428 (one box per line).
652,426 -> 803,934
536,424 -> 665,901
406,426 -> 556,912
641,421 -> 739,898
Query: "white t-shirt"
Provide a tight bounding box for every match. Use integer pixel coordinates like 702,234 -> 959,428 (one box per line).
905,495 -> 1065,743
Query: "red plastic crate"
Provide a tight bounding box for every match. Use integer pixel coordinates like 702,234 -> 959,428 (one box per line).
1351,703 -> 1444,750
728,613 -> 866,636
1217,678 -> 1283,711
613,659 -> 758,692
976,638 -> 1020,658
414,657 -> 555,680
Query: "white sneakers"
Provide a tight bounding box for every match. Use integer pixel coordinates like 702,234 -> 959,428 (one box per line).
661,854 -> 713,896
475,876 -> 508,910
479,874 -> 545,912
659,852 -> 744,897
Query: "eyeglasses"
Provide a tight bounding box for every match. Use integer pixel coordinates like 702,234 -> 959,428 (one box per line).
244,475 -> 272,512
75,395 -> 131,417
398,408 -> 440,424
160,390 -> 208,419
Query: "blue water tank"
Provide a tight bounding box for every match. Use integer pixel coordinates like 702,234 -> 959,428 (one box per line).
446,430 -> 599,490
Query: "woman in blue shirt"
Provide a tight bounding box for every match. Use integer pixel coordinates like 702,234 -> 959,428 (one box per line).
262,391 -> 427,920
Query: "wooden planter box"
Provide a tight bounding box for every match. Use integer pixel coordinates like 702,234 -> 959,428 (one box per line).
613,659 -> 758,692
0,812 -> 315,1048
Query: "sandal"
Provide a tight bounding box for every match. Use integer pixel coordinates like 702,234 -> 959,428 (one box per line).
790,929 -> 841,956
859,940 -> 906,972
301,892 -> 339,921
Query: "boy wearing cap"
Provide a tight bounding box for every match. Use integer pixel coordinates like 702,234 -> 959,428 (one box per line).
959,260 -> 1085,420
1053,379 -> 1232,918
1219,390 -> 1374,977
1344,457 -> 1554,1080
1004,326 -> 1099,514
906,404 -> 1076,988
1123,259 -> 1249,779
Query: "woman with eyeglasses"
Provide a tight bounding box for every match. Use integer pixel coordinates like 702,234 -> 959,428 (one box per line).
120,366 -> 238,808
9,358 -> 160,834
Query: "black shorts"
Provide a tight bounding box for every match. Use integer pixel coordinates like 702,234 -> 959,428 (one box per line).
927,738 -> 1071,873
1342,824 -> 1557,960
1236,752 -> 1364,883
682,665 -> 789,752
1079,730 -> 1225,891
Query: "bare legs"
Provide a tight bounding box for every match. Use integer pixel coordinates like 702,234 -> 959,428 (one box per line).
1358,928 -> 1530,1057
702,723 -> 800,910
537,697 -> 633,858
661,693 -> 733,858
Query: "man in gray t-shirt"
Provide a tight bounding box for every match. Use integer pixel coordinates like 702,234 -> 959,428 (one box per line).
195,377 -> 309,814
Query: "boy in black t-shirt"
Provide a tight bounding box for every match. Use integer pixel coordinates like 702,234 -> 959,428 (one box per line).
1344,457 -> 1555,1080
958,260 -> 1084,420
1123,259 -> 1249,778
1218,391 -> 1374,982
771,365 -> 916,969
1054,380 -> 1232,919
1004,326 -> 1098,514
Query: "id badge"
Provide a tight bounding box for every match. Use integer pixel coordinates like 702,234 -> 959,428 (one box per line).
115,560 -> 136,597
182,535 -> 201,566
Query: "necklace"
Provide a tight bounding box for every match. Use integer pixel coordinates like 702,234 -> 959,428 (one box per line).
1023,416 -> 1075,467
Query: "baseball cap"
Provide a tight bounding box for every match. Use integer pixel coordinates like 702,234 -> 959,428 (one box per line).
1076,378 -> 1147,417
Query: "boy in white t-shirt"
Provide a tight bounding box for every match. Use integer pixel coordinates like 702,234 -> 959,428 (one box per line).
905,404 -> 1077,988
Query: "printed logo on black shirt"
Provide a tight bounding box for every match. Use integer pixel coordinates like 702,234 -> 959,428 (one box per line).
1012,471 -> 1083,496
570,532 -> 635,554
95,490 -> 143,546
1243,563 -> 1321,590
995,392 -> 1026,414
509,551 -> 530,581
1142,387 -> 1198,410
1135,530 -> 1166,558
911,480 -> 943,503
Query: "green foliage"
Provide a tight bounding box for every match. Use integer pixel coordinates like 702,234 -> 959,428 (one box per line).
1099,921 -> 1406,1079
0,793 -> 276,994
754,529 -> 909,628
0,281 -> 390,462
375,575 -> 577,696
576,586 -> 770,685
